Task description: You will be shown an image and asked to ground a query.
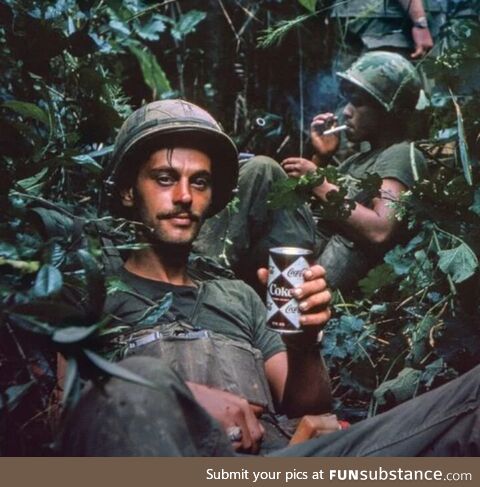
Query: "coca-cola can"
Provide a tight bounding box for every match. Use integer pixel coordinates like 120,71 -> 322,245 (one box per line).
266,247 -> 313,334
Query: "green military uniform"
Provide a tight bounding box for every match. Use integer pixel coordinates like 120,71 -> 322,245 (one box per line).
331,0 -> 475,52
63,266 -> 302,454
62,352 -> 480,456
315,142 -> 427,290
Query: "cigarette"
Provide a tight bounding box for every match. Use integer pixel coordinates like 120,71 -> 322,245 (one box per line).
322,125 -> 348,136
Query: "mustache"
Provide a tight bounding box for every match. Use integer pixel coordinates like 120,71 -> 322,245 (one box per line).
156,210 -> 201,222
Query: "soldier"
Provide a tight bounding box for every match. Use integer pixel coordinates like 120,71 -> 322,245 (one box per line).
62,99 -> 332,455
60,99 -> 480,457
331,0 -> 436,60
282,51 -> 428,290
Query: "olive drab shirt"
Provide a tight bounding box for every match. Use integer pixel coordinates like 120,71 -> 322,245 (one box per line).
314,142 -> 427,290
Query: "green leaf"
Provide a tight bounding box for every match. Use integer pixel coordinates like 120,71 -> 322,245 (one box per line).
450,92 -> 473,186
83,349 -> 157,389
137,15 -> 168,41
16,167 -> 49,193
52,323 -> 102,344
438,243 -> 478,283
138,292 -> 173,326
171,10 -> 207,41
297,0 -> 317,13
0,381 -> 35,413
71,155 -> 103,174
32,264 -> 63,298
129,44 -> 171,97
0,257 -> 40,273
374,368 -> 422,406
3,101 -> 49,126
469,188 -> 480,216
106,276 -> 134,296
62,356 -> 78,405
358,263 -> 397,297
8,314 -> 55,336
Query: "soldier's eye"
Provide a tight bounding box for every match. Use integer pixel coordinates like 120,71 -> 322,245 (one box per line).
192,176 -> 211,190
155,174 -> 175,185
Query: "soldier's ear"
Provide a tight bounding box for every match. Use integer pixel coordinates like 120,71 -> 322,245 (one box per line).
120,187 -> 134,207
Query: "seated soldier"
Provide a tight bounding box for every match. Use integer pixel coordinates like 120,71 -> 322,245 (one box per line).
63,99 -> 332,455
282,51 -> 428,290
61,99 -> 480,457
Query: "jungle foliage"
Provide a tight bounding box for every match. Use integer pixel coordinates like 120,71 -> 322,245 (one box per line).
1,0 -> 479,454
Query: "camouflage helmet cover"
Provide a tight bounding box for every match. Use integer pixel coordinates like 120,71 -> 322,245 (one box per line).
106,99 -> 239,217
337,51 -> 422,112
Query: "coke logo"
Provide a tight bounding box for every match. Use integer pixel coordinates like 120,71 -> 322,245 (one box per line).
286,268 -> 304,279
268,282 -> 292,298
285,303 -> 298,314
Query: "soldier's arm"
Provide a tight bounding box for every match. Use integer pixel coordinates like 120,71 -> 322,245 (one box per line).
261,265 -> 333,418
397,0 -> 434,58
312,177 -> 406,245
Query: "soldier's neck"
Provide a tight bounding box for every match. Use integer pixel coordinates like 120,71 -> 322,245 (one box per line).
369,131 -> 403,150
124,247 -> 194,287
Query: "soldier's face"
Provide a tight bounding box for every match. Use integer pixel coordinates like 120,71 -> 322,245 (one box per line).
121,147 -> 212,247
342,89 -> 384,143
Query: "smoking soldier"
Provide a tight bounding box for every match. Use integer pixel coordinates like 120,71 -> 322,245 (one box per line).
282,51 -> 428,290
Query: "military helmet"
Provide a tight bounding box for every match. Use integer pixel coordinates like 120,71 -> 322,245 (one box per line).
106,99 -> 238,217
337,51 -> 422,113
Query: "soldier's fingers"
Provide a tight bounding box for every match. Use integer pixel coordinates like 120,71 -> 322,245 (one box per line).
303,264 -> 327,281
257,267 -> 268,286
299,307 -> 332,327
411,46 -> 423,59
298,289 -> 332,313
294,277 -> 328,301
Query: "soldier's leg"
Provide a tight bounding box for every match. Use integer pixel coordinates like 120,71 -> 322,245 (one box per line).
194,156 -> 318,285
271,364 -> 480,456
61,356 -> 234,456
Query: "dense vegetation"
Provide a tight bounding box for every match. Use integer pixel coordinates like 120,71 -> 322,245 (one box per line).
1,0 -> 479,454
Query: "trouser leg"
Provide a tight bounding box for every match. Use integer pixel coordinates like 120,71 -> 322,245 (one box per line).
60,356 -> 235,456
271,364 -> 480,457
194,156 -> 318,287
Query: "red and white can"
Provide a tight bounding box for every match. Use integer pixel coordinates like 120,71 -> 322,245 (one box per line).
266,247 -> 313,334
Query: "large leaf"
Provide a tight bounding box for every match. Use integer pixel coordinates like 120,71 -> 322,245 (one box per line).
8,314 -> 55,336
53,323 -> 102,344
129,44 -> 171,97
171,10 -> 207,41
358,263 -> 397,297
297,0 -> 317,13
83,349 -> 157,388
438,243 -> 478,283
2,100 -> 49,126
374,368 -> 422,406
32,264 -> 63,298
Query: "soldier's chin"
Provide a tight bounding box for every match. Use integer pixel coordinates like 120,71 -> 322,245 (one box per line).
345,130 -> 358,142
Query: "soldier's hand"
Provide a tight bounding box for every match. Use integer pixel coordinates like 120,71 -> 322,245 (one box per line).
187,382 -> 265,453
281,157 -> 317,178
258,264 -> 331,329
310,113 -> 341,159
411,26 -> 434,59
